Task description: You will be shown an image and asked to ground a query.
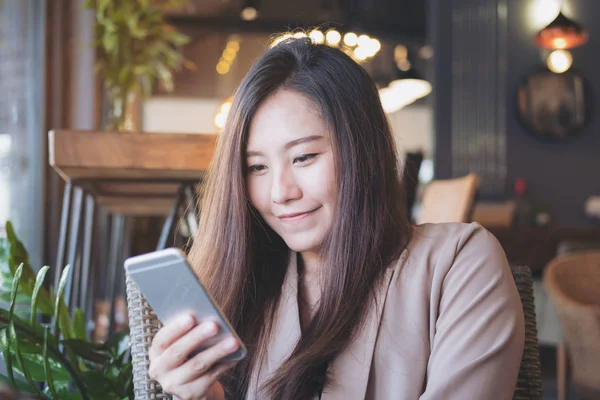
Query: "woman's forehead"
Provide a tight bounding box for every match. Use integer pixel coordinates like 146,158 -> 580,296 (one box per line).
246,90 -> 330,147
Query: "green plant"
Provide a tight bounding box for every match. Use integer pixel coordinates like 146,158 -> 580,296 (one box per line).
85,0 -> 193,131
0,221 -> 132,399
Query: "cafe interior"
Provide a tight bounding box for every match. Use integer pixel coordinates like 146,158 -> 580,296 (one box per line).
0,0 -> 599,399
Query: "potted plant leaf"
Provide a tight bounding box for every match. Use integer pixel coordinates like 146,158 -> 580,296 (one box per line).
0,221 -> 133,399
85,0 -> 194,132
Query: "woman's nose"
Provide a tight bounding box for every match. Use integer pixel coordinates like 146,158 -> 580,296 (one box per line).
271,167 -> 301,204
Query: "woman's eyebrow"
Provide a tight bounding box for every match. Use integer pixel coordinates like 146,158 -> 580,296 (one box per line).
246,135 -> 325,157
246,149 -> 263,157
284,135 -> 325,149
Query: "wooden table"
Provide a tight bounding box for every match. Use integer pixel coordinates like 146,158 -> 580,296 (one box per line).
48,129 -> 217,333
488,226 -> 600,274
49,129 -> 217,215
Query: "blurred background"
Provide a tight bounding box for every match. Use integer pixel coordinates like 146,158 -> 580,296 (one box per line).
1,0 -> 599,399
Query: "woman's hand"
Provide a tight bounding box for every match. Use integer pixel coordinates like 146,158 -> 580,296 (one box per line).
148,313 -> 240,400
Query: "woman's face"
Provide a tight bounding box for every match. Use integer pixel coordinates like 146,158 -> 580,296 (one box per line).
246,89 -> 337,257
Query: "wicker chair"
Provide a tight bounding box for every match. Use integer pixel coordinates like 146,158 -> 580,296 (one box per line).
544,251 -> 600,399
511,265 -> 543,400
126,273 -> 172,399
124,265 -> 542,399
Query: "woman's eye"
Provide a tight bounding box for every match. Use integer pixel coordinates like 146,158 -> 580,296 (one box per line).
248,164 -> 267,173
293,153 -> 318,164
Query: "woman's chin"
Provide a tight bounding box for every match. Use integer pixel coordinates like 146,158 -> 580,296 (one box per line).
282,236 -> 322,255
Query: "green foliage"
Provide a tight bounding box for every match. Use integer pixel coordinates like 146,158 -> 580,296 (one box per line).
84,0 -> 193,131
0,222 -> 133,399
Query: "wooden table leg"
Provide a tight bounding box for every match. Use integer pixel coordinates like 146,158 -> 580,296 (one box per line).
79,193 -> 96,333
106,214 -> 125,336
157,183 -> 187,250
65,187 -> 84,312
557,343 -> 570,400
54,182 -> 73,292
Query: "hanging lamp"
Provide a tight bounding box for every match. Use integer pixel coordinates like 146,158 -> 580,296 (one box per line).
379,67 -> 431,114
534,10 -> 588,49
378,45 -> 431,114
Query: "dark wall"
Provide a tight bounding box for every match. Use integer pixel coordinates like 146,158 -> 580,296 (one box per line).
431,0 -> 600,227
428,0 -> 453,181
506,0 -> 600,227
429,0 -> 509,197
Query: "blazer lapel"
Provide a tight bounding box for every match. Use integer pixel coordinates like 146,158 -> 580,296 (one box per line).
321,266 -> 396,400
248,253 -> 398,400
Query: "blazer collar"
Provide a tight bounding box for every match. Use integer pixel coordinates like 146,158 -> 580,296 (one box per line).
250,252 -> 397,399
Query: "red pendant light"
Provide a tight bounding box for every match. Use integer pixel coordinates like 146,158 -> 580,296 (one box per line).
534,11 -> 588,50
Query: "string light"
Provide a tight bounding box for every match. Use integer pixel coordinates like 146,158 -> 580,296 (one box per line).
270,33 -> 293,48
214,97 -> 233,130
270,29 -> 382,63
240,7 -> 258,21
222,49 -> 236,61
226,41 -> 240,52
216,36 -> 241,75
357,34 -> 371,47
216,61 -> 230,75
364,38 -> 381,57
353,47 -> 368,61
398,60 -> 411,72
343,32 -> 358,47
325,30 -> 341,45
309,30 -> 325,44
418,45 -> 433,59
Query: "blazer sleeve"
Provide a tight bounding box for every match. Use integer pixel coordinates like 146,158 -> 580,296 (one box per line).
419,223 -> 525,400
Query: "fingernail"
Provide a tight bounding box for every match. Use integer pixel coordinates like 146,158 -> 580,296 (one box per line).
223,337 -> 238,350
199,321 -> 217,334
180,314 -> 194,328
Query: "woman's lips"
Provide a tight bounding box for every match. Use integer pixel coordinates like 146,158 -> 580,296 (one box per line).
278,207 -> 319,222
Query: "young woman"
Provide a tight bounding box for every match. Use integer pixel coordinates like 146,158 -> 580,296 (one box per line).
148,38 -> 525,400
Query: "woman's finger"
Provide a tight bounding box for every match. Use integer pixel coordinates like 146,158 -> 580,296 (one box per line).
149,313 -> 195,361
166,335 -> 239,386
173,361 -> 238,399
157,321 -> 220,373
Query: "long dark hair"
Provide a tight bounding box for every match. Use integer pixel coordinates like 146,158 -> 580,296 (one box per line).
189,37 -> 411,399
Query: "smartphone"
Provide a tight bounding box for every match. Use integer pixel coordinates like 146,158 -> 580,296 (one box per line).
124,248 -> 247,362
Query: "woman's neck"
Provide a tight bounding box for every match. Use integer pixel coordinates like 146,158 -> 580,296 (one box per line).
299,250 -> 320,282
297,252 -> 321,331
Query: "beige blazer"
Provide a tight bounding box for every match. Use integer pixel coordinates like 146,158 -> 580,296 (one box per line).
246,222 -> 525,399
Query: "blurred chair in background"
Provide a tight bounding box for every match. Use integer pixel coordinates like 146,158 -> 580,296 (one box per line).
544,251 -> 600,400
417,173 -> 479,224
